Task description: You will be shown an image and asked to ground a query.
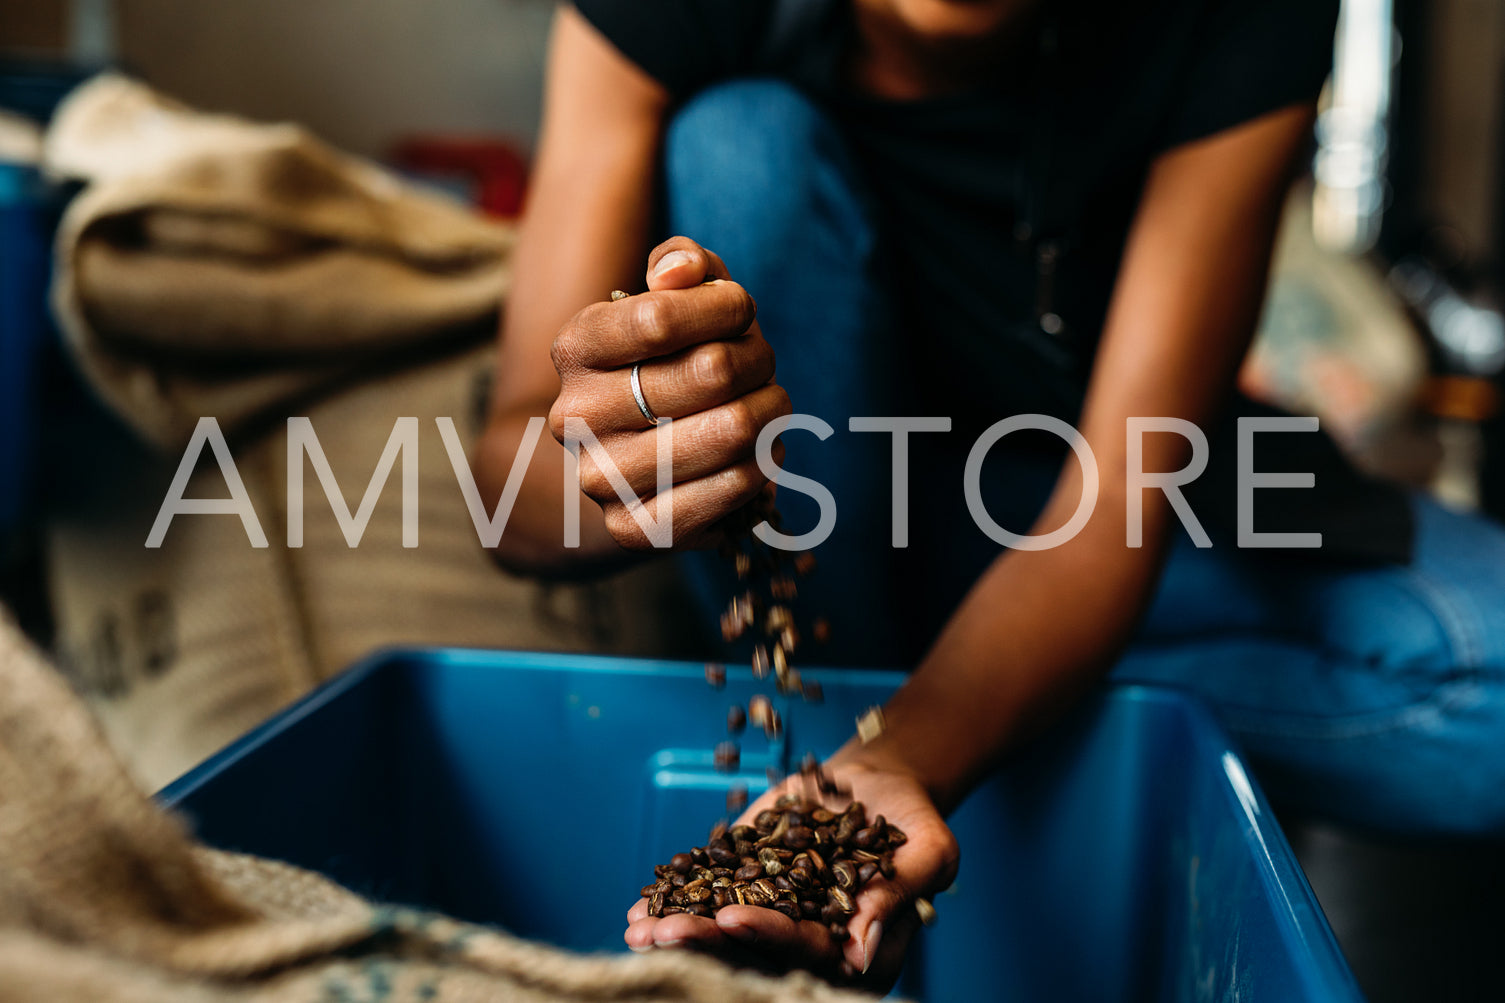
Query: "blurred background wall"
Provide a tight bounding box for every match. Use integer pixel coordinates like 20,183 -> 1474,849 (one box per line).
2,0 -> 554,155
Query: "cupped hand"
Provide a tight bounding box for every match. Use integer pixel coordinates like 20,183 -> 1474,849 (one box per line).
547,236 -> 791,550
623,750 -> 959,993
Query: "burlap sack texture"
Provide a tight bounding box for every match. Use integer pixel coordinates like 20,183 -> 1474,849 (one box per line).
45,73 -> 517,449
38,77 -> 700,789
0,613 -> 886,1003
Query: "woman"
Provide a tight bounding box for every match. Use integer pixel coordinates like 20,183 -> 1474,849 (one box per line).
476,0 -> 1505,988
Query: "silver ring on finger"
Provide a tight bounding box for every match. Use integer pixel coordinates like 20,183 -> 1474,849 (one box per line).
630,363 -> 661,426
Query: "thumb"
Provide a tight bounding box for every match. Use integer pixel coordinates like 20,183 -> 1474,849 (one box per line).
844,873 -> 910,974
646,236 -> 731,291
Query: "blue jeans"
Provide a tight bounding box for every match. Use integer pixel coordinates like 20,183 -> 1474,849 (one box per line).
664,80 -> 1505,838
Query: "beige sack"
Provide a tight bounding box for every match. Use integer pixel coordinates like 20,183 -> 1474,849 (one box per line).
44,73 -> 515,449
0,613 -> 884,1003
46,344 -> 698,790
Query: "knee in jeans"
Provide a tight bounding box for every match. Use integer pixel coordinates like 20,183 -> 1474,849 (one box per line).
664,79 -> 870,259
1398,680 -> 1505,837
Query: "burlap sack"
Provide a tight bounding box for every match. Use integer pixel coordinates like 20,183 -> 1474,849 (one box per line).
0,612 -> 880,1003
38,75 -> 699,789
44,73 -> 515,449
45,342 -> 701,791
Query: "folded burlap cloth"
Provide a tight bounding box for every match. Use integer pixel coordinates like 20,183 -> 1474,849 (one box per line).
44,73 -> 514,447
0,614 -> 876,1003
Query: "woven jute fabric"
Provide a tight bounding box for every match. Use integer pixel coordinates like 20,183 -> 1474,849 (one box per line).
44,73 -> 515,449
0,613 -> 884,1003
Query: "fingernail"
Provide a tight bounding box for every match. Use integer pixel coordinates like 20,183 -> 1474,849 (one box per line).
655,938 -> 683,949
628,944 -> 654,954
719,921 -> 758,943
861,921 -> 882,975
652,249 -> 694,278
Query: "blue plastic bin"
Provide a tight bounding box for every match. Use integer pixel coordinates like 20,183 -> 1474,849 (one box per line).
160,650 -> 1362,1002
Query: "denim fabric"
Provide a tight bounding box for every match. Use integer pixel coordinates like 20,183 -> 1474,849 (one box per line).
664,80 -> 1505,836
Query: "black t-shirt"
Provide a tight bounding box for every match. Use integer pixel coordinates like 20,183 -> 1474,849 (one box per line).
576,0 -> 1411,563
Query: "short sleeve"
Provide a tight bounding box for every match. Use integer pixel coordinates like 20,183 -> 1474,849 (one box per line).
1157,0 -> 1340,150
571,0 -> 774,99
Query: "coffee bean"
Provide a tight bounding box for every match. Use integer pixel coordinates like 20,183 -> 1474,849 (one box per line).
764,709 -> 783,740
780,625 -> 799,653
727,705 -> 746,734
714,741 -> 739,772
856,706 -> 886,744
801,680 -> 824,703
794,552 -> 817,576
645,796 -> 906,928
812,617 -> 830,643
704,663 -> 726,689
726,784 -> 749,814
752,645 -> 770,679
784,826 -> 816,850
829,922 -> 849,942
915,897 -> 937,925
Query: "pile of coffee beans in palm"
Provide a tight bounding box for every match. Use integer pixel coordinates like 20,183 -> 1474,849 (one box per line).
641,794 -> 907,941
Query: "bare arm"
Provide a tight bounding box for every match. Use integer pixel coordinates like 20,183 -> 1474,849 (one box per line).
478,7 -> 789,578
477,6 -> 664,575
865,103 -> 1316,810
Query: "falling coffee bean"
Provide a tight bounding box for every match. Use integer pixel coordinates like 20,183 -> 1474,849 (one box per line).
704,663 -> 726,689
714,741 -> 739,772
727,705 -> 746,734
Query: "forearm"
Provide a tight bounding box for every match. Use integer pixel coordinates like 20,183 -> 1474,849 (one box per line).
855,472 -> 1173,814
477,404 -> 634,578
844,104 -> 1313,815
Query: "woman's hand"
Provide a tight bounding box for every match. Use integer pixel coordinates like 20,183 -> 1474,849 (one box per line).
623,749 -> 959,992
547,236 -> 791,550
